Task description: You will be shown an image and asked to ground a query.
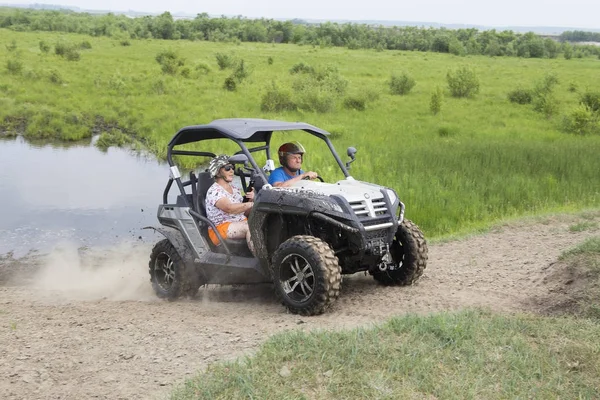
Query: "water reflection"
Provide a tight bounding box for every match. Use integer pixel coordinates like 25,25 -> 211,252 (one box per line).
0,136 -> 171,257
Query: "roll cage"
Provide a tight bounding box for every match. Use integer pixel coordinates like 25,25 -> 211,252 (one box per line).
162,118 -> 351,205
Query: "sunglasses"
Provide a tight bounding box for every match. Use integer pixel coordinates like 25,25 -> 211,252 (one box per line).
222,165 -> 234,172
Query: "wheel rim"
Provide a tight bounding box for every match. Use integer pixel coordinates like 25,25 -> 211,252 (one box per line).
279,253 -> 315,303
154,252 -> 175,291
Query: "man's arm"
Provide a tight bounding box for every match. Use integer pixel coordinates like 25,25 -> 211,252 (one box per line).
273,171 -> 318,187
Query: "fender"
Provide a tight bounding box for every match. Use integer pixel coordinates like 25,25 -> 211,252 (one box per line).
143,226 -> 196,265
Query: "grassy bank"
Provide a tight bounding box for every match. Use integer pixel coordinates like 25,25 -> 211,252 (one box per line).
1,30 -> 599,236
171,309 -> 600,399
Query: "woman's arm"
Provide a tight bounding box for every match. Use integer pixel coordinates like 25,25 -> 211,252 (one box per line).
215,197 -> 253,214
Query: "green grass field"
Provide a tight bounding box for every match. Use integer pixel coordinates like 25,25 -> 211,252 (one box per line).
1,29 -> 599,238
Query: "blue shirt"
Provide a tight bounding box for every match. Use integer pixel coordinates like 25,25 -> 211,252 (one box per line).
268,167 -> 304,185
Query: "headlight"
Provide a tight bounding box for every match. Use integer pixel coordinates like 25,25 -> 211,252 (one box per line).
386,189 -> 397,204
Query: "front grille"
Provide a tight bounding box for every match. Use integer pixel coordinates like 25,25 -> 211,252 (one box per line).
348,198 -> 390,220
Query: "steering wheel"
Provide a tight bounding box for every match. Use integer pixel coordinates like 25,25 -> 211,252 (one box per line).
302,175 -> 324,182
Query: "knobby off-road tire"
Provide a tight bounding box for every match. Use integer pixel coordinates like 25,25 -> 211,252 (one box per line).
271,235 -> 342,316
149,239 -> 202,300
372,219 -> 428,286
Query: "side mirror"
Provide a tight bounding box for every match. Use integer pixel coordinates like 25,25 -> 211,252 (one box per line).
345,146 -> 357,169
228,154 -> 249,165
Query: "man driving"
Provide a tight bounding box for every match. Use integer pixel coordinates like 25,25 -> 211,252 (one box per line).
268,142 -> 318,187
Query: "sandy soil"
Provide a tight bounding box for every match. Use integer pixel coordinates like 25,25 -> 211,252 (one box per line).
1,213 -> 598,400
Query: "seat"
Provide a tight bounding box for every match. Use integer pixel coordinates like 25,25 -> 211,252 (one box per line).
195,171 -> 252,256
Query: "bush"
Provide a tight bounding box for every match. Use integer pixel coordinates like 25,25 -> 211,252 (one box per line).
430,86 -> 444,115
389,72 -> 416,95
343,95 -> 366,111
39,40 -> 50,53
507,88 -> 533,104
6,40 -> 17,52
48,69 -> 64,85
79,41 -> 92,49
232,59 -> 249,82
533,92 -> 560,117
532,73 -> 560,117
580,91 -> 600,113
64,48 -> 80,61
195,63 -> 211,74
267,56 -> 274,65
155,50 -> 178,65
296,89 -> 336,113
223,77 -> 237,91
180,67 -> 191,78
562,105 -> 599,135
289,62 -> 315,74
6,59 -> 23,75
568,82 -> 578,93
260,83 -> 296,112
120,40 -> 131,46
55,42 -> 80,61
215,53 -> 234,70
447,66 -> 480,98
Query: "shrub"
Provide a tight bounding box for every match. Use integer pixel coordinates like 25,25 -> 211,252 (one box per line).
6,59 -> 23,75
195,63 -> 211,74
6,40 -> 17,52
533,92 -> 560,117
79,41 -> 92,49
223,77 -> 237,91
180,67 -> 191,78
438,125 -> 459,137
389,72 -> 416,95
296,89 -> 336,113
161,60 -> 179,75
562,105 -> 599,135
39,40 -> 50,53
580,91 -> 600,113
48,69 -> 64,85
507,88 -> 533,104
232,59 -> 249,82
151,79 -> 166,95
430,86 -> 444,115
215,52 -> 234,70
532,73 -> 560,117
343,96 -> 366,111
155,50 -> 178,65
120,40 -> 131,46
289,62 -> 314,74
568,82 -> 578,93
64,48 -> 80,61
267,56 -> 274,65
446,66 -> 480,98
260,83 -> 296,112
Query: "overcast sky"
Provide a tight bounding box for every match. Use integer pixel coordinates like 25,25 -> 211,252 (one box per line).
6,0 -> 600,29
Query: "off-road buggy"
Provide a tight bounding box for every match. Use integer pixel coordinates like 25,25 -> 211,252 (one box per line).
146,118 -> 428,315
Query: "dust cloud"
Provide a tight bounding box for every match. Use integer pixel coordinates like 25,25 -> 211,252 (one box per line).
32,241 -> 155,301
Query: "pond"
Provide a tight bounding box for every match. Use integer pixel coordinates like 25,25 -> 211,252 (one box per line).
0,136 -> 171,257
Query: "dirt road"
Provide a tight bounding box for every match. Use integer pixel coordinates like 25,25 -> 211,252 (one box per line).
1,213 -> 598,400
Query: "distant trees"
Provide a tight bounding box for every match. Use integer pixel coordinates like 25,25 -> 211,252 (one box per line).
0,8 -> 599,59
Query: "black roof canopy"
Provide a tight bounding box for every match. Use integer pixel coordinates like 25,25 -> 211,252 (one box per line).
168,118 -> 330,147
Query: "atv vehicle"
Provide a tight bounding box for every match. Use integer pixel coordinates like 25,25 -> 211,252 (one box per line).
146,118 -> 428,316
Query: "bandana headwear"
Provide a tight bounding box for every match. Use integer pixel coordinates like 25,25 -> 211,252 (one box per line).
208,154 -> 231,178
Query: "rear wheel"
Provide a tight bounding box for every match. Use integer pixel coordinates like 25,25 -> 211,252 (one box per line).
271,235 -> 341,316
371,219 -> 428,286
149,239 -> 202,300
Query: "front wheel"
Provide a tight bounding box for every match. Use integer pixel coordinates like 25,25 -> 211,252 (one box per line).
149,239 -> 202,300
271,235 -> 342,316
371,219 -> 428,286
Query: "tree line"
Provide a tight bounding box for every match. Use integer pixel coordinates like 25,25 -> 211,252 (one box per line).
1,8 -> 599,58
